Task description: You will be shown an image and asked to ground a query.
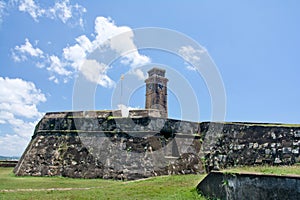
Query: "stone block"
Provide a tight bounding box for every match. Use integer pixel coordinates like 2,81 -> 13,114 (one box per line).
271,132 -> 276,139
283,147 -> 292,154
293,141 -> 300,146
262,143 -> 269,148
294,131 -> 300,138
270,143 -> 276,148
292,148 -> 299,154
274,157 -> 282,164
282,140 -> 292,147
295,156 -> 300,163
248,143 -> 253,148
265,149 -> 271,155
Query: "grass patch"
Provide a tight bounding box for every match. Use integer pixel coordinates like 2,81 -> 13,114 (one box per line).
222,165 -> 300,176
0,168 -> 206,200
2,165 -> 299,199
224,122 -> 300,127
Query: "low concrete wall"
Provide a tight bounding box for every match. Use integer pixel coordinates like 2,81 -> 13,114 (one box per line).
197,171 -> 300,200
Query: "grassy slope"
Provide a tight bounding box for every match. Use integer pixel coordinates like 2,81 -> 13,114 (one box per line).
0,168 -> 206,200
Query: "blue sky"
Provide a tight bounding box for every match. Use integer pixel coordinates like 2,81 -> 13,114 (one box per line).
1,0 -> 300,156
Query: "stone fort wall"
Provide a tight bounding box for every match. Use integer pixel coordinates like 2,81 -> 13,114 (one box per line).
14,111 -> 202,180
14,111 -> 300,180
201,122 -> 300,171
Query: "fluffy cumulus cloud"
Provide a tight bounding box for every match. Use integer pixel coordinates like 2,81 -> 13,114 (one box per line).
11,38 -> 72,84
94,17 -> 150,67
12,38 -> 44,62
0,77 -> 46,119
49,0 -> 72,23
0,77 -> 46,156
17,0 -> 86,26
80,59 -> 115,88
62,16 -> 150,85
12,16 -> 150,85
47,55 -> 71,76
18,0 -> 45,21
178,45 -> 206,71
129,68 -> 147,80
63,43 -> 86,70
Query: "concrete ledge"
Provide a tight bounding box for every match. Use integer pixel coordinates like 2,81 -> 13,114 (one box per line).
197,171 -> 300,200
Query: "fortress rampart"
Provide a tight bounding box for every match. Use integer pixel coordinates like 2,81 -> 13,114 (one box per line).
14,111 -> 300,180
14,111 -> 202,180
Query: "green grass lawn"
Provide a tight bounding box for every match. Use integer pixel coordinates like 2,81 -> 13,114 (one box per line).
0,168 -> 207,200
1,166 -> 299,200
222,165 -> 300,176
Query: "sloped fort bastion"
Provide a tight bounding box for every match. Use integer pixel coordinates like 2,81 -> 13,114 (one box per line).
14,110 -> 300,180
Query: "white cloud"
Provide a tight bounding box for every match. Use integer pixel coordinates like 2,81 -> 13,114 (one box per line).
48,75 -> 59,84
0,133 -> 31,156
0,111 -> 14,123
63,43 -> 86,70
63,16 -> 150,86
0,103 -> 41,119
9,117 -> 38,138
186,65 -> 197,71
178,45 -> 206,71
12,39 -> 72,83
0,0 -> 6,24
75,35 -> 93,52
94,16 -> 131,44
0,77 -> 46,156
47,55 -> 71,76
129,68 -> 147,80
80,59 -> 115,88
117,104 -> 141,117
50,0 -> 72,23
117,104 -> 141,110
0,77 -> 46,119
0,1 -> 4,11
11,16 -> 150,86
18,0 -> 45,21
120,51 -> 151,68
94,17 -> 151,67
11,51 -> 23,62
13,38 -> 44,61
18,0 -> 86,27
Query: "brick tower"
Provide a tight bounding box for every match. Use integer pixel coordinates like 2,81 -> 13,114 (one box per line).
145,68 -> 168,118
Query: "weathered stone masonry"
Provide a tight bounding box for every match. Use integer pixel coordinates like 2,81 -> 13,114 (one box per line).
14,111 -> 202,180
201,122 -> 300,171
14,111 -> 300,180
